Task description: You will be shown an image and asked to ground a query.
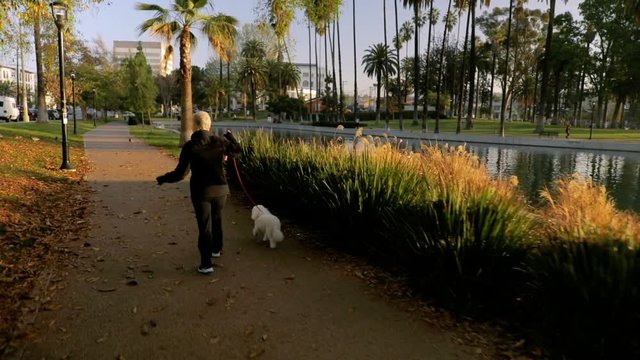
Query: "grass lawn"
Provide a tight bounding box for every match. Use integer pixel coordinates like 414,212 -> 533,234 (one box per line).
362,118 -> 640,141
128,125 -> 181,157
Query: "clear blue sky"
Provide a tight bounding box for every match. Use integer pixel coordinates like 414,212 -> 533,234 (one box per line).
13,0 -> 581,96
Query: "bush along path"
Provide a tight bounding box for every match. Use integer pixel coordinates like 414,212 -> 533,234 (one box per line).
5,122 -> 503,360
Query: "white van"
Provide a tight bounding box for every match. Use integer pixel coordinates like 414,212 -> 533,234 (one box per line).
0,96 -> 19,121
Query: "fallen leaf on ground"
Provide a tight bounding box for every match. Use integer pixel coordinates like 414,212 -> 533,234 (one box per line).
244,326 -> 254,337
95,334 -> 107,343
93,287 -> 117,292
248,348 -> 265,358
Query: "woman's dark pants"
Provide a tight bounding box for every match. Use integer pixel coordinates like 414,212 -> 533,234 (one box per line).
191,195 -> 227,268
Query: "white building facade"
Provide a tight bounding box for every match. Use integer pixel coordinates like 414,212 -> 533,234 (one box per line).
0,64 -> 36,98
288,63 -> 326,100
113,40 -> 173,76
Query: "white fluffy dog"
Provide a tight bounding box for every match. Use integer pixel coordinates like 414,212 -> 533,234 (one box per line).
251,205 -> 284,248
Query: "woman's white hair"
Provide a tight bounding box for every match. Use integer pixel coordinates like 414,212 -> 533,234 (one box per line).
193,111 -> 212,131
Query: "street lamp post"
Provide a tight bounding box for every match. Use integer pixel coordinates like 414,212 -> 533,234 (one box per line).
50,1 -> 73,171
92,88 -> 97,127
70,72 -> 76,135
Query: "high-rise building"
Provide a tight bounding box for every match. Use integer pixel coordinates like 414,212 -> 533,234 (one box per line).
113,40 -> 173,76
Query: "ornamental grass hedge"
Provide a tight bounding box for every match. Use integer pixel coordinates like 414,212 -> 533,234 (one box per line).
232,129 -> 640,359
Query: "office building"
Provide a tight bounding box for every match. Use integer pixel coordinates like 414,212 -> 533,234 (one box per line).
113,40 -> 173,76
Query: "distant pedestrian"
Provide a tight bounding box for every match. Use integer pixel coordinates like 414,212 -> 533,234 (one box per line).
565,121 -> 571,139
156,111 -> 240,274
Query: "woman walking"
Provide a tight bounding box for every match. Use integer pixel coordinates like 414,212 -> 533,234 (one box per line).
156,111 -> 240,274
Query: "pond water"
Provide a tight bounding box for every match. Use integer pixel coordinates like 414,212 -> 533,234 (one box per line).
215,125 -> 640,213
467,144 -> 640,213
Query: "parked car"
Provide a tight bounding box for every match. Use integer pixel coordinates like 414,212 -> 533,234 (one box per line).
0,96 -> 19,121
18,107 -> 38,121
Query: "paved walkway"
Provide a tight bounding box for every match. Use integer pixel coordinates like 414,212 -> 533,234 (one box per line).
17,122 -> 483,360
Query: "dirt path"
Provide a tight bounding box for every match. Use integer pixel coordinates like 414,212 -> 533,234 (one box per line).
15,122 -> 486,360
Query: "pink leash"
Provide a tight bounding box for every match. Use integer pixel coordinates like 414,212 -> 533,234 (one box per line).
231,156 -> 257,206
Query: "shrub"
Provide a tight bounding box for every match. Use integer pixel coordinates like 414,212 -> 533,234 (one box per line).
527,175 -> 640,358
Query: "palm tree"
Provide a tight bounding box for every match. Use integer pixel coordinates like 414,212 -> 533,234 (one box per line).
402,0 -> 429,129
238,60 -> 267,121
137,0 -> 238,145
362,43 -> 398,123
434,0 -> 455,133
240,40 -> 268,120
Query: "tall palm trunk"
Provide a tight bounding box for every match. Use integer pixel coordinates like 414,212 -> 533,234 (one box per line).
535,0 -> 555,133
395,0 -> 402,126
411,4 -> 419,128
423,0 -> 433,132
337,13 -> 344,121
499,0 -> 513,137
227,61 -> 231,116
383,0 -> 389,128
314,29 -> 319,115
464,1 -> 476,130
456,6 -> 470,134
34,12 -> 47,123
508,11 -> 521,122
330,20 -> 338,121
251,80 -> 257,121
308,20 -> 313,120
489,49 -> 496,120
179,27 -> 193,145
435,0 -> 453,134
376,72 -> 382,119
353,0 -> 359,122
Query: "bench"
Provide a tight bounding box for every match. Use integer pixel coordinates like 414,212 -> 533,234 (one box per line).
538,131 -> 559,137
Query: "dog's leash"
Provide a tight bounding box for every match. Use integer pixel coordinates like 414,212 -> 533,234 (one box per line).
231,156 -> 258,207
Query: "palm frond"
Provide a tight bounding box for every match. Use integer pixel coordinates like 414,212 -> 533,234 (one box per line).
202,13 -> 238,62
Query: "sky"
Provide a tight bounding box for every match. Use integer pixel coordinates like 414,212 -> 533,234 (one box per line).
7,0 -> 581,96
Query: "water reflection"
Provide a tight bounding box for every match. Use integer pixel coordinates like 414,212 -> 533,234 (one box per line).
465,145 -> 640,213
216,127 -> 640,213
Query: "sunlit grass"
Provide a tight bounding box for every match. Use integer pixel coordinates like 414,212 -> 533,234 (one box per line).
128,125 -> 181,157
539,175 -> 640,244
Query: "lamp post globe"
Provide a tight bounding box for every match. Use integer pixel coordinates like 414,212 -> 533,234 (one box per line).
92,88 -> 97,127
70,72 -> 76,135
50,1 -> 73,171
